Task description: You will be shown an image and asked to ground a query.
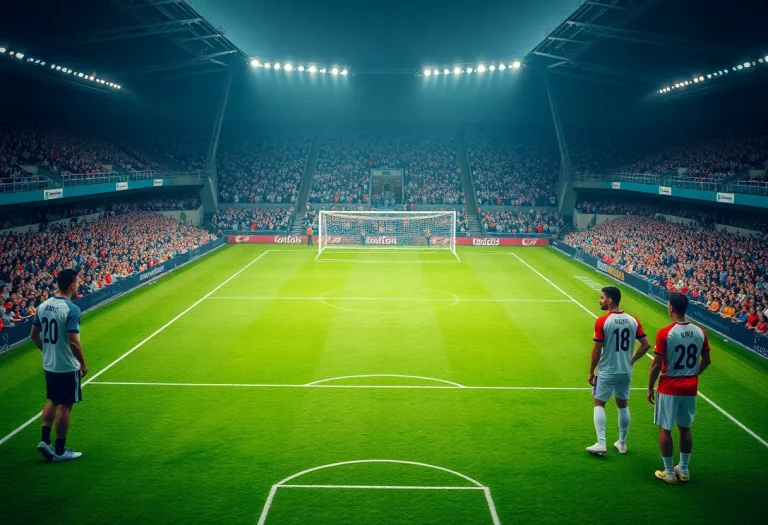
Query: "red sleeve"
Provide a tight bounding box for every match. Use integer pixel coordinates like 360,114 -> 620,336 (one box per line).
654,326 -> 670,356
701,330 -> 711,353
593,316 -> 607,343
635,318 -> 647,339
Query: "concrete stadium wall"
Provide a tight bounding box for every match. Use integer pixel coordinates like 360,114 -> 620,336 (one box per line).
158,206 -> 203,226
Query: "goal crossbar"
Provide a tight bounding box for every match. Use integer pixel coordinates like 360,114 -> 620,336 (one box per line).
318,210 -> 457,258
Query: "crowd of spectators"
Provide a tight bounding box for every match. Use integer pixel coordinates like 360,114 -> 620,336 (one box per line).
211,207 -> 293,232
0,212 -> 216,329
217,137 -> 309,204
0,123 -> 164,177
310,133 -> 463,206
481,209 -> 564,235
468,135 -> 559,207
564,217 -> 768,333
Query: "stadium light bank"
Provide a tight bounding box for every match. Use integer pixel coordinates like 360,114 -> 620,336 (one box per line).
422,59 -> 522,77
657,52 -> 768,95
250,57 -> 348,76
0,45 -> 121,89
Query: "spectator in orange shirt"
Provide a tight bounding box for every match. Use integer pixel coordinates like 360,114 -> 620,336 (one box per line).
708,299 -> 720,313
720,304 -> 736,319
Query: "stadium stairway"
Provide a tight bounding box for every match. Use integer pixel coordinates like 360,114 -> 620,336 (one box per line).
454,132 -> 481,225
467,215 -> 483,237
290,135 -> 320,234
31,165 -> 62,186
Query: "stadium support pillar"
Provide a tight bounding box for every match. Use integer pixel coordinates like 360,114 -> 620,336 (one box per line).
201,69 -> 232,216
545,74 -> 577,220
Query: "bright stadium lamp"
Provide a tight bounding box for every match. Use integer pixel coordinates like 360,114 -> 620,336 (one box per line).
744,62 -> 750,68
477,64 -> 486,73
264,62 -> 272,69
443,68 -> 449,75
331,67 -> 339,75
56,66 -> 61,71
319,68 -> 327,73
453,66 -> 461,74
16,53 -> 24,59
250,59 -> 260,67
737,64 -> 743,70
308,65 -> 317,73
274,62 -> 281,70
424,68 -> 431,76
298,65 -> 305,71
466,67 -> 473,73
0,47 -> 6,53
433,68 -> 439,75
341,69 -> 348,75
707,73 -> 712,78
512,60 -> 521,69
489,64 -> 496,71
51,64 -> 56,68
498,63 -> 506,71
285,63 -> 294,71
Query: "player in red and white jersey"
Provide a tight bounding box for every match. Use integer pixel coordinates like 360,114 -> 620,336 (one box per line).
587,287 -> 650,456
648,292 -> 711,484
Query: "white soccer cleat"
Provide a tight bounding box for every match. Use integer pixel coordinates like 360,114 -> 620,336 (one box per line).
37,441 -> 54,460
53,449 -> 83,462
614,441 -> 627,454
586,443 -> 607,456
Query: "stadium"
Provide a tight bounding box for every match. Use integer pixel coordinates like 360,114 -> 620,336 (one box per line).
1,0 -> 767,523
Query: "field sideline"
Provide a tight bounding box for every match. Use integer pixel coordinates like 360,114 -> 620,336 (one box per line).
1,244 -> 766,524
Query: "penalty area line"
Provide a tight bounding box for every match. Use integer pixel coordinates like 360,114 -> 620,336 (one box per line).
510,251 -> 768,449
0,250 -> 273,448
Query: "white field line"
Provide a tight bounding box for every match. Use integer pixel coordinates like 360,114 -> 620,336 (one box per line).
207,296 -> 572,303
510,251 -> 768,449
0,250 -> 272,448
315,259 -> 460,264
278,484 -> 485,490
306,374 -> 466,387
87,381 -> 647,391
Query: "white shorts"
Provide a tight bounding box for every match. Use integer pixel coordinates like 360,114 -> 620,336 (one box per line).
654,393 -> 697,431
592,373 -> 632,402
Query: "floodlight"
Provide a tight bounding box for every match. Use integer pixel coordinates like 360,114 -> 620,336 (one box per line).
698,76 -> 704,81
693,78 -> 699,83
78,72 -> 84,77
331,67 -> 339,75
319,68 -> 327,73
432,68 -> 438,75
466,67 -> 473,73
308,65 -> 317,73
264,63 -> 272,68
56,66 -> 61,71
489,65 -> 496,71
724,69 -> 728,73
477,64 -> 486,73
274,62 -> 281,70
443,68 -> 449,75
765,56 -> 768,62
453,66 -> 461,74
116,85 -> 121,89
51,64 -> 56,69
707,73 -> 712,78
341,69 -> 348,75
0,47 -> 6,53
737,64 -> 743,70
744,62 -> 750,68
250,59 -> 260,67
512,60 -> 521,69
40,62 -> 45,66
499,63 -> 506,71
285,63 -> 294,71
424,68 -> 431,76
298,65 -> 305,71
759,58 -> 765,63
16,53 -> 24,59
34,59 -> 41,64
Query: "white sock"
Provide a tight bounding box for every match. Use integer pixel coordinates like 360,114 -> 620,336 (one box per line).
618,408 -> 630,443
679,453 -> 691,473
593,406 -> 607,445
662,456 -> 675,476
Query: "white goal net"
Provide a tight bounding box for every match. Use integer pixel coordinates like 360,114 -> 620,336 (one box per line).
318,210 -> 457,258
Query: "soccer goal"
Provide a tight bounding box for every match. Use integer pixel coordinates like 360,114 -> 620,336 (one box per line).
318,210 -> 458,259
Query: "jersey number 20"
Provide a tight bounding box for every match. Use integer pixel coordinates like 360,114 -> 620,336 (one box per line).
41,318 -> 59,345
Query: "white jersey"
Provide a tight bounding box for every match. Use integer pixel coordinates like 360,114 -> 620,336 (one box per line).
593,311 -> 647,374
33,296 -> 82,373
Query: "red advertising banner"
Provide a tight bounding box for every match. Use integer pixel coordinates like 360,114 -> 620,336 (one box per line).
228,235 -> 549,246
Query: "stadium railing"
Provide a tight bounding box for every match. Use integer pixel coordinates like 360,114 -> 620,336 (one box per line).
0,179 -> 52,193
728,181 -> 768,196
61,170 -> 203,186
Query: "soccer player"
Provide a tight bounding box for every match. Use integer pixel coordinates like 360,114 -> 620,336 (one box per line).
305,225 -> 313,246
648,292 -> 711,484
30,268 -> 88,462
587,287 -> 650,455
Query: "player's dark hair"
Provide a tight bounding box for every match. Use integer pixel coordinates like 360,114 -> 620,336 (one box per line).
668,292 -> 689,315
57,268 -> 79,293
601,286 -> 621,306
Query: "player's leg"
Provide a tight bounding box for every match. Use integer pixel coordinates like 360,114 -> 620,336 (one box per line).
653,393 -> 678,484
38,400 -> 57,459
674,396 -> 696,481
51,371 -> 84,462
587,375 -> 611,455
613,374 -> 631,453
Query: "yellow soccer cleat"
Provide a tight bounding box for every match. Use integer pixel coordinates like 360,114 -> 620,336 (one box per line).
674,465 -> 690,483
655,470 -> 678,484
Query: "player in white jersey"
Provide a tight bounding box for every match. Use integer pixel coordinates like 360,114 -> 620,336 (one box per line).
586,287 -> 651,456
30,269 -> 88,462
648,292 -> 711,484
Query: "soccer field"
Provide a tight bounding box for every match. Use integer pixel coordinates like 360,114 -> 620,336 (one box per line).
1,245 -> 767,524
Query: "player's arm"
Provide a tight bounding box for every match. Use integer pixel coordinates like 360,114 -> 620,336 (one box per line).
67,307 -> 88,377
647,327 -> 666,404
697,333 -> 712,376
630,321 -> 651,365
30,310 -> 43,350
589,317 -> 606,385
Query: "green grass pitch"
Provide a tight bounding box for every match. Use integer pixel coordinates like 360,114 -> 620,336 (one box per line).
1,245 -> 767,524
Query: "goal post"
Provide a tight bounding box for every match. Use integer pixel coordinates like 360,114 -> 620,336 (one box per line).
318,210 -> 457,258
